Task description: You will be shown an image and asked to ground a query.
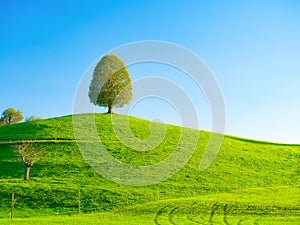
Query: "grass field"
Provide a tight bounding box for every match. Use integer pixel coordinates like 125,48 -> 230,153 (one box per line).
0,114 -> 299,224
0,186 -> 299,224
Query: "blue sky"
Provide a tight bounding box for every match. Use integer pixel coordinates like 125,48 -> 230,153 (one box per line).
0,0 -> 299,143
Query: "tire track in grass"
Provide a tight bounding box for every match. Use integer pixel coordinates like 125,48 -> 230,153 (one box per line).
187,214 -> 201,224
223,204 -> 230,225
168,207 -> 179,225
154,206 -> 171,225
187,203 -> 210,224
237,218 -> 245,225
209,203 -> 219,225
150,201 -> 274,225
186,204 -> 204,225
223,204 -> 262,225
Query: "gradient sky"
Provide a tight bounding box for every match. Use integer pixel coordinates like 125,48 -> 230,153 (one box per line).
0,0 -> 299,144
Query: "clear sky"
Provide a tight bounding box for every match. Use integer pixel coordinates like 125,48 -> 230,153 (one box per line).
0,0 -> 299,144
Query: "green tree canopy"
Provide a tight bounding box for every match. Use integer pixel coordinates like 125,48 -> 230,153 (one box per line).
88,54 -> 132,113
0,108 -> 23,125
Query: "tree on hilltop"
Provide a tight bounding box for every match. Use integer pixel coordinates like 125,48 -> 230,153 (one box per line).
0,108 -> 23,125
25,115 -> 42,122
88,54 -> 132,114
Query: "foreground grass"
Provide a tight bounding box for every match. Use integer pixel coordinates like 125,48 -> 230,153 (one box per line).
0,114 -> 299,223
0,214 -> 154,225
2,214 -> 297,225
1,186 -> 299,224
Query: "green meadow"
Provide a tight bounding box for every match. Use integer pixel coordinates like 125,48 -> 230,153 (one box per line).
0,114 -> 299,224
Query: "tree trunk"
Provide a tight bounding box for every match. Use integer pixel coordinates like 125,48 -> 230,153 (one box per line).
107,105 -> 114,114
24,165 -> 31,181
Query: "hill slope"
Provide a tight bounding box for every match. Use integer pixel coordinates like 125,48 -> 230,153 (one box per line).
0,114 -> 299,220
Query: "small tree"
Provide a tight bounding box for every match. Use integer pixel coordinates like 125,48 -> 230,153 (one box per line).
15,140 -> 44,181
88,54 -> 132,114
25,115 -> 42,122
0,108 -> 23,125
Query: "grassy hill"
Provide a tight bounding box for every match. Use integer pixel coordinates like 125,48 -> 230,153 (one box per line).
0,114 -> 299,224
